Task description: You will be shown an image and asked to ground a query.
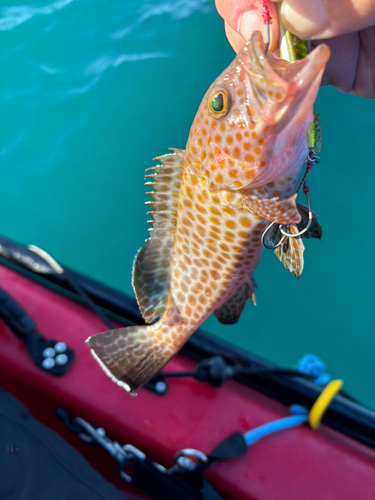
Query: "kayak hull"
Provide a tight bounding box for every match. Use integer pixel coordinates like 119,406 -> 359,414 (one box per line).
0,263 -> 374,500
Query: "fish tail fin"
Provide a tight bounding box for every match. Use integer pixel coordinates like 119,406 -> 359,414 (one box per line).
86,302 -> 184,392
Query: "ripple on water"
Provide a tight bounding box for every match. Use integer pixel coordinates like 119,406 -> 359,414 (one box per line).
0,0 -> 74,31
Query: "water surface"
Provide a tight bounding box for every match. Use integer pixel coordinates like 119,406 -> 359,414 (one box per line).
1,0 -> 374,408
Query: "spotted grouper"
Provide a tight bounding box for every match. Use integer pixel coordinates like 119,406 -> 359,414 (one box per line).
87,32 -> 330,393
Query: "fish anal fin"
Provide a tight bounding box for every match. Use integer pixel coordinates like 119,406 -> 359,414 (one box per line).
296,202 -> 322,239
133,150 -> 185,324
274,224 -> 304,278
242,194 -> 301,225
214,280 -> 257,325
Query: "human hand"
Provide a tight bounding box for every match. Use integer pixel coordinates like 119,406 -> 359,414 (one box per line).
215,0 -> 375,98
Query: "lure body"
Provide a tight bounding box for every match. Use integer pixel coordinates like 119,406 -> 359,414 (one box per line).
87,32 -> 329,392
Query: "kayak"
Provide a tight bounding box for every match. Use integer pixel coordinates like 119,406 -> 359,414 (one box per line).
0,234 -> 374,500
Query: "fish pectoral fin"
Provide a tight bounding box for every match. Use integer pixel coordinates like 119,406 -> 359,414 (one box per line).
86,302 -> 183,392
296,202 -> 322,239
134,149 -> 185,324
214,280 -> 256,325
242,194 -> 301,225
274,224 -> 305,279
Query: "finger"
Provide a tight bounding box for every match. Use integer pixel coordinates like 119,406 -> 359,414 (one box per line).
311,34 -> 359,93
280,0 -> 375,40
216,0 -> 280,52
352,25 -> 375,98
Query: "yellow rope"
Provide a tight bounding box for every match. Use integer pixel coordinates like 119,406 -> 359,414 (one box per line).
308,379 -> 343,430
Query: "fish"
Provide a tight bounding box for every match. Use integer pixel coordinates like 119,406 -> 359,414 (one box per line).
86,31 -> 330,393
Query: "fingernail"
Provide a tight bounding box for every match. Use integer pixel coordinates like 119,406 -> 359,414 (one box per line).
280,0 -> 330,39
238,9 -> 265,42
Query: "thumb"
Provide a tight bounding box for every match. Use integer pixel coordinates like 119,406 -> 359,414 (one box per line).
280,0 -> 375,39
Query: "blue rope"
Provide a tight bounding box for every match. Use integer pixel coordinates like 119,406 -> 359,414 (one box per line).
243,405 -> 308,446
243,355 -> 330,447
296,354 -> 331,386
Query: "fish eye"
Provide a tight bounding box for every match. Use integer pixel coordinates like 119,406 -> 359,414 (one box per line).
208,87 -> 231,118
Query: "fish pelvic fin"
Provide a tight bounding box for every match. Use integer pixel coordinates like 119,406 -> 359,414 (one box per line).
133,149 -> 184,323
214,279 -> 257,325
242,193 -> 301,225
86,301 -> 184,392
273,225 -> 305,279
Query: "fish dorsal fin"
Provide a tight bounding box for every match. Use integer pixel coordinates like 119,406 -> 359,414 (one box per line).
132,149 -> 184,323
273,224 -> 305,278
296,202 -> 322,239
214,279 -> 257,325
242,194 -> 301,225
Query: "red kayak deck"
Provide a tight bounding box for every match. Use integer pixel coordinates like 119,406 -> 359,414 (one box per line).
0,263 -> 374,500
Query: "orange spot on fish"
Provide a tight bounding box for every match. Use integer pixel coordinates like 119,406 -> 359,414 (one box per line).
220,123 -> 226,131
215,135 -> 222,143
233,147 -> 240,158
239,217 -> 251,228
244,143 -> 250,150
226,135 -> 233,144
210,269 -> 220,280
197,224 -> 206,237
254,148 -> 261,154
215,173 -> 223,183
225,220 -> 236,229
245,155 -> 254,162
219,243 -> 230,252
236,133 -> 242,141
195,204 -> 207,214
210,206 -> 221,216
223,206 -> 235,216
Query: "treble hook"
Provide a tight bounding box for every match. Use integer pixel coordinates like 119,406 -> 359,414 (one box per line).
261,222 -> 287,250
279,190 -> 312,238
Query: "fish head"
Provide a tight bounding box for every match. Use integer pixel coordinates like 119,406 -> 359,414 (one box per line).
186,31 -> 330,189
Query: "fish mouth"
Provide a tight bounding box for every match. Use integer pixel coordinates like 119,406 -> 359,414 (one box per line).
282,42 -> 330,92
237,31 -> 330,113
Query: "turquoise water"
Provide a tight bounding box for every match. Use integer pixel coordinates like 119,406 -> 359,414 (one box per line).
1,0 -> 375,408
